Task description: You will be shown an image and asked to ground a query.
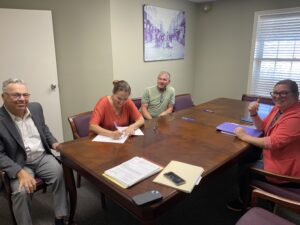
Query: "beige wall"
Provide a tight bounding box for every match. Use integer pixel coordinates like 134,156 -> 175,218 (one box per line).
1,0 -> 300,140
0,0 -> 196,140
110,0 -> 196,97
193,0 -> 300,104
0,0 -> 114,141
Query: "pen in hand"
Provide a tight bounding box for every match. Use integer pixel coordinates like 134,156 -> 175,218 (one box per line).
113,122 -> 124,139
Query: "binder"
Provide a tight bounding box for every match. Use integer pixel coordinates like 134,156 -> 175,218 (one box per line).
216,122 -> 263,137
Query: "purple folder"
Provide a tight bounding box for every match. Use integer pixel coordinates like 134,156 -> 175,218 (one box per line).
216,122 -> 263,137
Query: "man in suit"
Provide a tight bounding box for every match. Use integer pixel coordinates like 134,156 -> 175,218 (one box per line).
141,71 -> 175,119
0,78 -> 68,225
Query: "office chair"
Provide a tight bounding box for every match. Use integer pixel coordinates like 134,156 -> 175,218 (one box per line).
241,94 -> 274,105
236,188 -> 299,225
68,111 -> 106,209
132,98 -> 142,110
250,166 -> 300,205
173,93 -> 194,112
0,170 -> 47,225
68,111 -> 92,187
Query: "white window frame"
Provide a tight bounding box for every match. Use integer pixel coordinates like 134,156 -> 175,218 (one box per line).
247,7 -> 300,97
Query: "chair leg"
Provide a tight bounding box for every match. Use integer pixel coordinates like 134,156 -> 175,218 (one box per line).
77,173 -> 81,188
2,176 -> 18,225
100,192 -> 106,210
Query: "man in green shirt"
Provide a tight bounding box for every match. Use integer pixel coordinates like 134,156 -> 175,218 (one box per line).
141,71 -> 175,119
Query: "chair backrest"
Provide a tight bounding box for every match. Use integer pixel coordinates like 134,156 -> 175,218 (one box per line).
250,167 -> 300,204
241,94 -> 274,105
132,98 -> 142,110
174,93 -> 194,112
68,111 -> 92,139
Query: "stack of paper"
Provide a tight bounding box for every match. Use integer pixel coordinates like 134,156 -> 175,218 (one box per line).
153,161 -> 204,193
103,156 -> 162,188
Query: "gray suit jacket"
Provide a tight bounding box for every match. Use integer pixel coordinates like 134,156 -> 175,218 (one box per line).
0,102 -> 57,178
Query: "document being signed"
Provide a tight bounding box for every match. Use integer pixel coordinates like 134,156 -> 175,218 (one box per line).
92,126 -> 144,144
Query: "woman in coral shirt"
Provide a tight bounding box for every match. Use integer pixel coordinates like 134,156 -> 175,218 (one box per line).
227,79 -> 300,212
89,80 -> 144,139
235,79 -> 300,181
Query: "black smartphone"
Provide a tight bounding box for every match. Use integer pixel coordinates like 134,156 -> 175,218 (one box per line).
132,190 -> 162,206
164,171 -> 185,186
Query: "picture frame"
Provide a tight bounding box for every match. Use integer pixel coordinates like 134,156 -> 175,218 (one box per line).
143,5 -> 186,62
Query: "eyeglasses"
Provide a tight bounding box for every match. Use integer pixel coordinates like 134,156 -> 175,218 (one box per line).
4,92 -> 31,99
270,91 -> 290,98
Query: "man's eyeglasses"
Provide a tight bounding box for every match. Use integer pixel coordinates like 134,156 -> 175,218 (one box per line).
4,92 -> 31,99
270,91 -> 290,98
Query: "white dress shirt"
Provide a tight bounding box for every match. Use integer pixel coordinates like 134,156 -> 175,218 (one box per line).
6,107 -> 45,162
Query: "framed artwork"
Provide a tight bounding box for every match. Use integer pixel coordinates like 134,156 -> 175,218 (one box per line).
143,5 -> 185,62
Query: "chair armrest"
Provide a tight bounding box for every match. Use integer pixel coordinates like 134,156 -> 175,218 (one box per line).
0,170 -> 14,197
250,166 -> 300,184
252,188 -> 300,214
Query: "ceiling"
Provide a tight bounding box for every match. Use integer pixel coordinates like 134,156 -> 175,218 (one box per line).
188,0 -> 216,3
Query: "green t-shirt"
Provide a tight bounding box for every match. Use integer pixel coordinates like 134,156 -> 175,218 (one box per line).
142,85 -> 175,117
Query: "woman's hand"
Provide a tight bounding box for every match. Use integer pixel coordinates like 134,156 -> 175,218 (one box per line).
124,125 -> 135,136
248,99 -> 260,115
110,130 -> 123,139
234,127 -> 248,141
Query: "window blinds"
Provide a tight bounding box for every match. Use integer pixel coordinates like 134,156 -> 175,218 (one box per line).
249,9 -> 300,97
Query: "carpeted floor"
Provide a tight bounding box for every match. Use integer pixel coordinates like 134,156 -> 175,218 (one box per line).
0,167 -> 243,225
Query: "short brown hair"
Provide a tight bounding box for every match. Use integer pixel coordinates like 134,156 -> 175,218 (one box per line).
112,80 -> 131,95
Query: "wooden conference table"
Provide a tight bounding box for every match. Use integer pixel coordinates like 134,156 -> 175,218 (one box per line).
60,98 -> 254,225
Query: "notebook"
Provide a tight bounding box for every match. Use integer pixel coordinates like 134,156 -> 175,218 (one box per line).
240,103 -> 273,124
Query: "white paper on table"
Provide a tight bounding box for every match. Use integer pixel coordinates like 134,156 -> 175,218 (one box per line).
116,126 -> 144,136
92,134 -> 128,144
92,126 -> 144,144
104,156 -> 162,188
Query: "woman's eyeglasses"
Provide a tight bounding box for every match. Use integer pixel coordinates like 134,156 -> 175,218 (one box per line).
270,91 -> 290,98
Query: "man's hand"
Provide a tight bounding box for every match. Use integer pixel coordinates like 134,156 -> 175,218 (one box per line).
159,111 -> 168,117
52,142 -> 62,151
16,169 -> 36,193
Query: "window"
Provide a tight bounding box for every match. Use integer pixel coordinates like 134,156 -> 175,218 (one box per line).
248,8 -> 300,97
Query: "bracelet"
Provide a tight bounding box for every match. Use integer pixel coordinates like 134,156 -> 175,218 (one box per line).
250,113 -> 258,117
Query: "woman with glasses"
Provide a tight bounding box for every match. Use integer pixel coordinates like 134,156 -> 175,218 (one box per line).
227,79 -> 300,211
89,80 -> 144,139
